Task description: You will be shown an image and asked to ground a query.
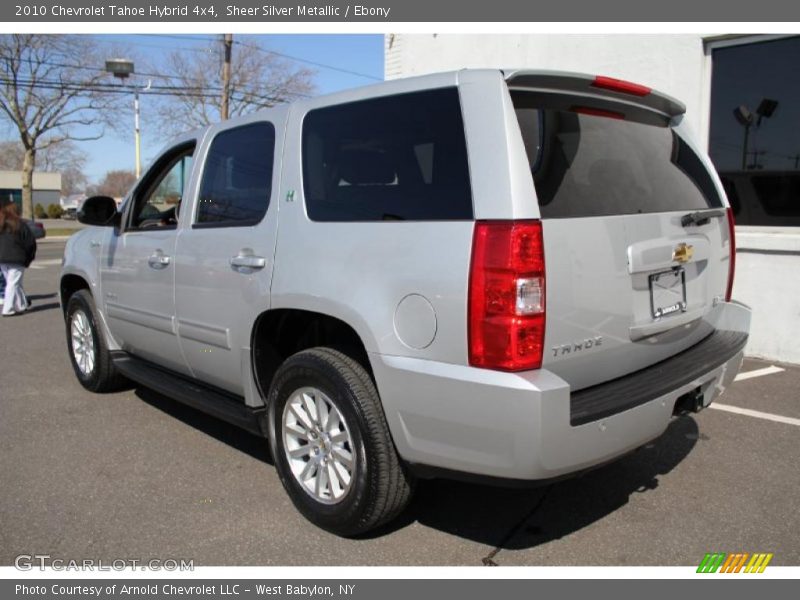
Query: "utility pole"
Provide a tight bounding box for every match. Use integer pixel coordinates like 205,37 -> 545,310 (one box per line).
740,121 -> 751,170
791,153 -> 800,169
221,33 -> 233,121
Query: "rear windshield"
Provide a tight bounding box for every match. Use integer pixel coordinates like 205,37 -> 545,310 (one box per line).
512,92 -> 723,218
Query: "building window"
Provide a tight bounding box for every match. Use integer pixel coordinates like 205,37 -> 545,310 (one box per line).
0,189 -> 22,211
709,36 -> 800,227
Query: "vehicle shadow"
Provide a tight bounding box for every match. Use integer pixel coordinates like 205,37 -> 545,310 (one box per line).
133,383 -> 698,552
25,293 -> 60,314
134,387 -> 272,465
370,416 -> 701,551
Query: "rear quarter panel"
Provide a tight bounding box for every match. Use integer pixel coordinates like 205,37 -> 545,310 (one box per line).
270,72 -> 526,364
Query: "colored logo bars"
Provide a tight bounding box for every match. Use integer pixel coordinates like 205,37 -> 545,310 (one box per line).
697,553 -> 774,573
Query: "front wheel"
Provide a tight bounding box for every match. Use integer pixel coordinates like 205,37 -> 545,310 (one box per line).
65,290 -> 127,393
268,348 -> 413,536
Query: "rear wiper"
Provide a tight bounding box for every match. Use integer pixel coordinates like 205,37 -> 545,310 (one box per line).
680,208 -> 727,227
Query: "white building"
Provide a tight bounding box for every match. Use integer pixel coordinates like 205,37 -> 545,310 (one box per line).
0,170 -> 62,210
386,34 -> 800,364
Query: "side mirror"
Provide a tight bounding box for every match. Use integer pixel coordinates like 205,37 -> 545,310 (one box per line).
78,196 -> 119,227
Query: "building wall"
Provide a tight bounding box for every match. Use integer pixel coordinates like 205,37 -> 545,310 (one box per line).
0,170 -> 62,209
736,231 -> 800,364
385,34 -> 800,364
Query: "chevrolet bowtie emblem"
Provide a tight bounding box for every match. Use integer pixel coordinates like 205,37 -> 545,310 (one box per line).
673,242 -> 694,263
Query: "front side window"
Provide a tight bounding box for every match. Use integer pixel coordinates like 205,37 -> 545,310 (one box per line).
302,88 -> 473,222
196,122 -> 276,227
129,144 -> 195,230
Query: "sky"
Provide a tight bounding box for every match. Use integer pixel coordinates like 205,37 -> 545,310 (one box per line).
64,34 -> 385,183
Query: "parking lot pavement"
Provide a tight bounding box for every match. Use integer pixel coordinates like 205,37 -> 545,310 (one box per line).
2,241 -> 798,566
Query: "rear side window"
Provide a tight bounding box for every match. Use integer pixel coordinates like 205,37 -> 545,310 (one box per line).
302,88 -> 473,222
196,122 -> 275,227
512,93 -> 722,218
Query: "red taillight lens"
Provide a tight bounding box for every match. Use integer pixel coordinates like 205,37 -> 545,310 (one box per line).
725,207 -> 736,302
469,220 -> 545,371
591,75 -> 652,97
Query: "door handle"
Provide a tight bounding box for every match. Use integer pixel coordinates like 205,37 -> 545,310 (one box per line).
230,255 -> 267,269
148,253 -> 171,268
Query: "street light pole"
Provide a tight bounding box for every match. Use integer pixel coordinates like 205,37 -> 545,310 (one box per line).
134,89 -> 141,178
105,58 -> 146,179
741,121 -> 751,171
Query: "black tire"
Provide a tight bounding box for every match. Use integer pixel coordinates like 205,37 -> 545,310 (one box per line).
268,347 -> 413,536
65,290 -> 128,393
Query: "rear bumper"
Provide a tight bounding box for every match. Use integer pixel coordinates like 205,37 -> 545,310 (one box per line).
371,300 -> 751,482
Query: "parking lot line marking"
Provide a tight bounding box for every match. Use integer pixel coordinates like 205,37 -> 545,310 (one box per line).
709,403 -> 800,427
29,259 -> 63,270
734,365 -> 785,382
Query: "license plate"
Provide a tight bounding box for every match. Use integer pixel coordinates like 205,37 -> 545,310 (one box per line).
649,268 -> 687,319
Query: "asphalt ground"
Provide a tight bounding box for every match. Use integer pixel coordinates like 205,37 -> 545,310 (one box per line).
1,239 -> 798,567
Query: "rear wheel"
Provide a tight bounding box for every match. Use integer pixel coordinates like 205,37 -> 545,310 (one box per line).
268,347 -> 413,536
65,290 -> 127,393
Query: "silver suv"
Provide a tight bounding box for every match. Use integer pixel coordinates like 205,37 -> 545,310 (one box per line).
60,69 -> 751,536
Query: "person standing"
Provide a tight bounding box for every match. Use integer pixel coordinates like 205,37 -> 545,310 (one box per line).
0,199 -> 36,317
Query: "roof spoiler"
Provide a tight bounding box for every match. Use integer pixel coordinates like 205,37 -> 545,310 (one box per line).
503,70 -> 686,120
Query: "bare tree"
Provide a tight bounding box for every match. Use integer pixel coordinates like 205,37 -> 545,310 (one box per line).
0,35 -> 118,217
0,139 -> 23,169
88,169 -> 136,199
0,138 -> 88,195
151,37 -> 315,133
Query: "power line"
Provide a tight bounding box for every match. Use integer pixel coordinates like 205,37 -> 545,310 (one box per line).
235,38 -> 382,81
134,33 -> 382,81
6,34 -> 381,89
0,56 -> 310,101
0,76 -> 306,111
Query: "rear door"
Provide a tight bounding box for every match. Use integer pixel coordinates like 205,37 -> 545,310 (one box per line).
509,80 -> 731,390
173,115 -> 283,395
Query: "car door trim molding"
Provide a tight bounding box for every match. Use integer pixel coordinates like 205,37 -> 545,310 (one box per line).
106,301 -> 175,335
176,319 -> 232,350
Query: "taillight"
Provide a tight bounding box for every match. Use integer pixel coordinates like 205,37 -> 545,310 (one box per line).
591,75 -> 651,97
469,220 -> 545,371
725,207 -> 736,302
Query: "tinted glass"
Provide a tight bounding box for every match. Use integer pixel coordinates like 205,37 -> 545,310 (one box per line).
513,93 -> 721,218
710,36 -> 800,226
197,122 -> 275,226
302,88 -> 473,222
129,144 -> 195,230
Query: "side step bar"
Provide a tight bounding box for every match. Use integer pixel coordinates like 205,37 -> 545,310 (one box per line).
111,352 -> 267,437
